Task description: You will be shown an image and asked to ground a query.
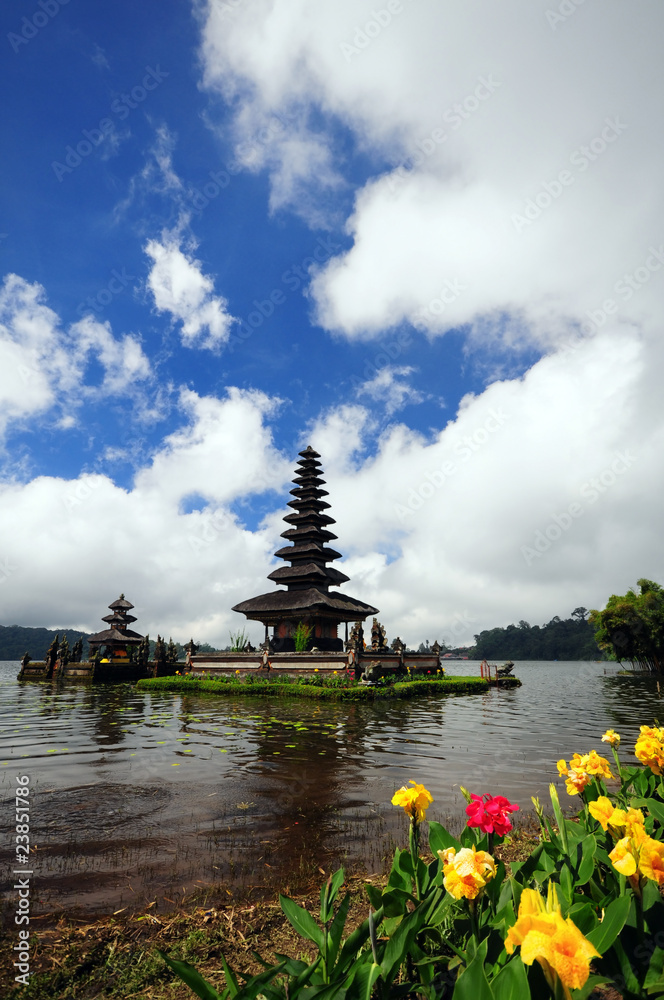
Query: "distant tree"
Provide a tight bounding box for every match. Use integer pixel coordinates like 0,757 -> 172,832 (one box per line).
590,579 -> 664,672
571,607 -> 588,621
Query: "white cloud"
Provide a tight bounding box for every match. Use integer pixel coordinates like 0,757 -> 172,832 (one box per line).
357,365 -> 426,415
1,332 -> 663,647
198,0 -> 664,348
0,274 -> 151,438
145,230 -> 235,350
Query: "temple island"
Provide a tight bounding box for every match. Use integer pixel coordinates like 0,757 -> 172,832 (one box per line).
187,446 -> 441,680
17,595 -> 182,683
17,446 -> 471,685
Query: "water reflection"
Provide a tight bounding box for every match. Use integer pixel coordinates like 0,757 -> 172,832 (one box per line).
1,660 -> 662,916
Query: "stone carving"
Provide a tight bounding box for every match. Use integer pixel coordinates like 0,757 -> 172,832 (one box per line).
390,636 -> 405,655
346,622 -> 364,651
154,635 -> 166,668
70,638 -> 84,663
44,634 -> 59,674
371,618 -> 388,651
167,638 -> 179,665
20,651 -> 31,669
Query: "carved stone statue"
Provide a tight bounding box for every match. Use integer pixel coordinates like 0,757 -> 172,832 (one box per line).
371,618 -> 388,651
167,638 -> 179,665
391,636 -> 405,655
20,651 -> 31,669
361,659 -> 383,682
57,635 -> 70,668
137,634 -> 150,667
70,637 -> 84,663
44,634 -> 59,673
431,640 -> 441,655
154,634 -> 166,668
346,622 -> 364,652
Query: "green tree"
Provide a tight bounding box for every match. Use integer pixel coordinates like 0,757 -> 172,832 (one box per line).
589,578 -> 664,671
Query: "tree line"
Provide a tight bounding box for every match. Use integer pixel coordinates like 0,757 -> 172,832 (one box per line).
472,608 -> 603,660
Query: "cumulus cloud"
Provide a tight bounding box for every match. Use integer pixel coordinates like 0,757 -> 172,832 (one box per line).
198,0 -> 664,348
0,388 -> 292,642
1,330 -> 663,646
356,365 -> 427,415
145,229 -> 235,350
0,274 -> 151,438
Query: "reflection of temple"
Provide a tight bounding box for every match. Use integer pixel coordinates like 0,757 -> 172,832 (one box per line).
233,447 -> 378,651
88,595 -> 144,662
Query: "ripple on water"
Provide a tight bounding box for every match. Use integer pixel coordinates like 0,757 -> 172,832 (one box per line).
0,660 -> 660,915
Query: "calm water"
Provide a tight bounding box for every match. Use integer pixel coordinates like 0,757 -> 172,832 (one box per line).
0,660 -> 661,918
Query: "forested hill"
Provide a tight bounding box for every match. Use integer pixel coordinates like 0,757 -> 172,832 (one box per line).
0,625 -> 90,661
473,609 -> 604,660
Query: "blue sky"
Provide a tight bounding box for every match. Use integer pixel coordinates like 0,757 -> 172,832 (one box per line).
1,0 -> 663,646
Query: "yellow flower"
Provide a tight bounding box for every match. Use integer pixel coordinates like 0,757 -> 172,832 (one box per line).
391,780 -> 433,823
601,729 -> 620,747
557,752 -> 613,795
438,845 -> 496,901
635,725 -> 664,775
609,822 -> 648,877
505,884 -> 600,996
588,796 -> 616,831
640,839 -> 664,885
582,750 -> 613,780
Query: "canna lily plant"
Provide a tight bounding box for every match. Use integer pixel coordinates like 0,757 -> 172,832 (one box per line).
158,724 -> 664,1000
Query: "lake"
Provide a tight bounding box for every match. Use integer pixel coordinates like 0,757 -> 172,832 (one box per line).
0,659 -> 660,919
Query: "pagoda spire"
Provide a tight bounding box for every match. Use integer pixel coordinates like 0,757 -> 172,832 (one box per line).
232,446 -> 378,652
269,446 -> 349,592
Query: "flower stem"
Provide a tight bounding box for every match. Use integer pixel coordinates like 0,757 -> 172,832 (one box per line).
409,819 -> 420,900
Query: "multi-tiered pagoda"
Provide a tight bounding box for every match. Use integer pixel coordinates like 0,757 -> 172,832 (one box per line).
232,447 -> 378,651
87,594 -> 144,661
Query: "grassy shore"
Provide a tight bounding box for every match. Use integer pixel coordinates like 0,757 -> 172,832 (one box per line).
135,674 -> 517,700
2,832 -> 538,1000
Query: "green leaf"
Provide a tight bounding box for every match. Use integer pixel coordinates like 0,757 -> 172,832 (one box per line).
644,947 -> 664,989
280,895 -> 325,950
364,883 -> 382,909
452,950 -> 494,1000
320,868 -> 345,922
570,974 -> 613,999
586,894 -> 631,954
576,833 -> 597,885
428,820 -> 460,857
490,957 -> 529,1000
350,962 -> 382,1000
327,893 -> 351,970
380,904 -> 427,983
337,906 -> 383,973
567,902 -> 597,937
158,951 -> 226,1000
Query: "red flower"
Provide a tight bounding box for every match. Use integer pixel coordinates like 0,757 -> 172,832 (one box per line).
466,793 -> 519,836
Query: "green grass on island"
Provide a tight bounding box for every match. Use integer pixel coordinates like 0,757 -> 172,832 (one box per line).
136,673 -> 520,700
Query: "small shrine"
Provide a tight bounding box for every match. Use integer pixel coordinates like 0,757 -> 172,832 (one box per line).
232,446 -> 379,651
87,594 -> 144,662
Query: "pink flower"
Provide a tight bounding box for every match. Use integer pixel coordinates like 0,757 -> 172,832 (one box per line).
466,793 -> 519,836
